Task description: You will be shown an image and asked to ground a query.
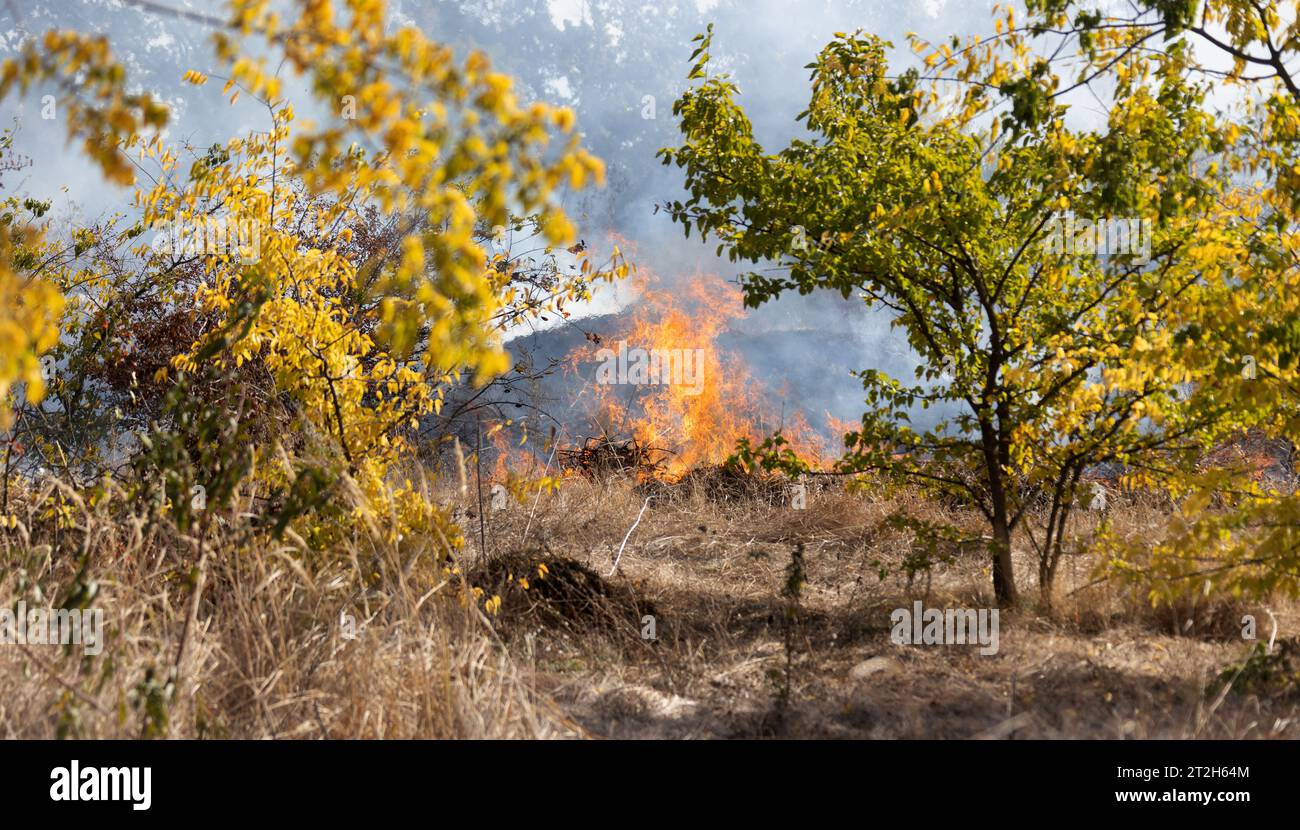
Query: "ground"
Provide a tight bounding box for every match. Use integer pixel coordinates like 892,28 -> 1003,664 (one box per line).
4,470 -> 1297,739
474,474 -> 1300,739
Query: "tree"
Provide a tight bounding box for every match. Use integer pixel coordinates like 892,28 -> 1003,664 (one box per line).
915,0 -> 1300,603
0,133 -> 65,432
0,0 -> 619,553
661,26 -> 1244,605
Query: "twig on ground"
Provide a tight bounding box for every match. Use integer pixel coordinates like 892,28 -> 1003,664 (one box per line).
608,495 -> 652,576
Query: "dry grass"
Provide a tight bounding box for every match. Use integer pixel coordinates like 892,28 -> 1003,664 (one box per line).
475,473 -> 1300,739
0,477 -> 578,739
2,469 -> 1297,739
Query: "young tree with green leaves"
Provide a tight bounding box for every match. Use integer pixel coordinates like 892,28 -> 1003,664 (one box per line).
912,0 -> 1300,603
661,26 -> 1247,605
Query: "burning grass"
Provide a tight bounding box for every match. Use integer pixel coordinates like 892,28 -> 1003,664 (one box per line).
558,435 -> 667,480
564,270 -> 835,480
638,463 -> 794,505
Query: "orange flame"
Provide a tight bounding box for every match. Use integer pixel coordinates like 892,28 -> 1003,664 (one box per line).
576,269 -> 827,478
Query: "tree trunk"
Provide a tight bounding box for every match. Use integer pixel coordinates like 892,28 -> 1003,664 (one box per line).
991,514 -> 1018,606
982,415 -> 1019,607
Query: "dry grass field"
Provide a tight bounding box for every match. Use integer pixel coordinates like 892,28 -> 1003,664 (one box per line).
4,470 -> 1297,740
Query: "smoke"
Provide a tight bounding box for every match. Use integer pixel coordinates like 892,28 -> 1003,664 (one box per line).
408,0 -> 999,429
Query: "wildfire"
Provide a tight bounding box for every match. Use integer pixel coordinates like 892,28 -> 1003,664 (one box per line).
575,269 -> 827,479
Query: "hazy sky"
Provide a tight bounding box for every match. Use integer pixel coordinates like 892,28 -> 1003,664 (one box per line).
0,0 -> 983,222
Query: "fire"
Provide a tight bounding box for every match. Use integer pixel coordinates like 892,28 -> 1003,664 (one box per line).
576,269 -> 827,479
486,417 -> 553,484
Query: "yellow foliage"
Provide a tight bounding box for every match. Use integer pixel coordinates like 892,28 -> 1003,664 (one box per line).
0,1 -> 623,551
